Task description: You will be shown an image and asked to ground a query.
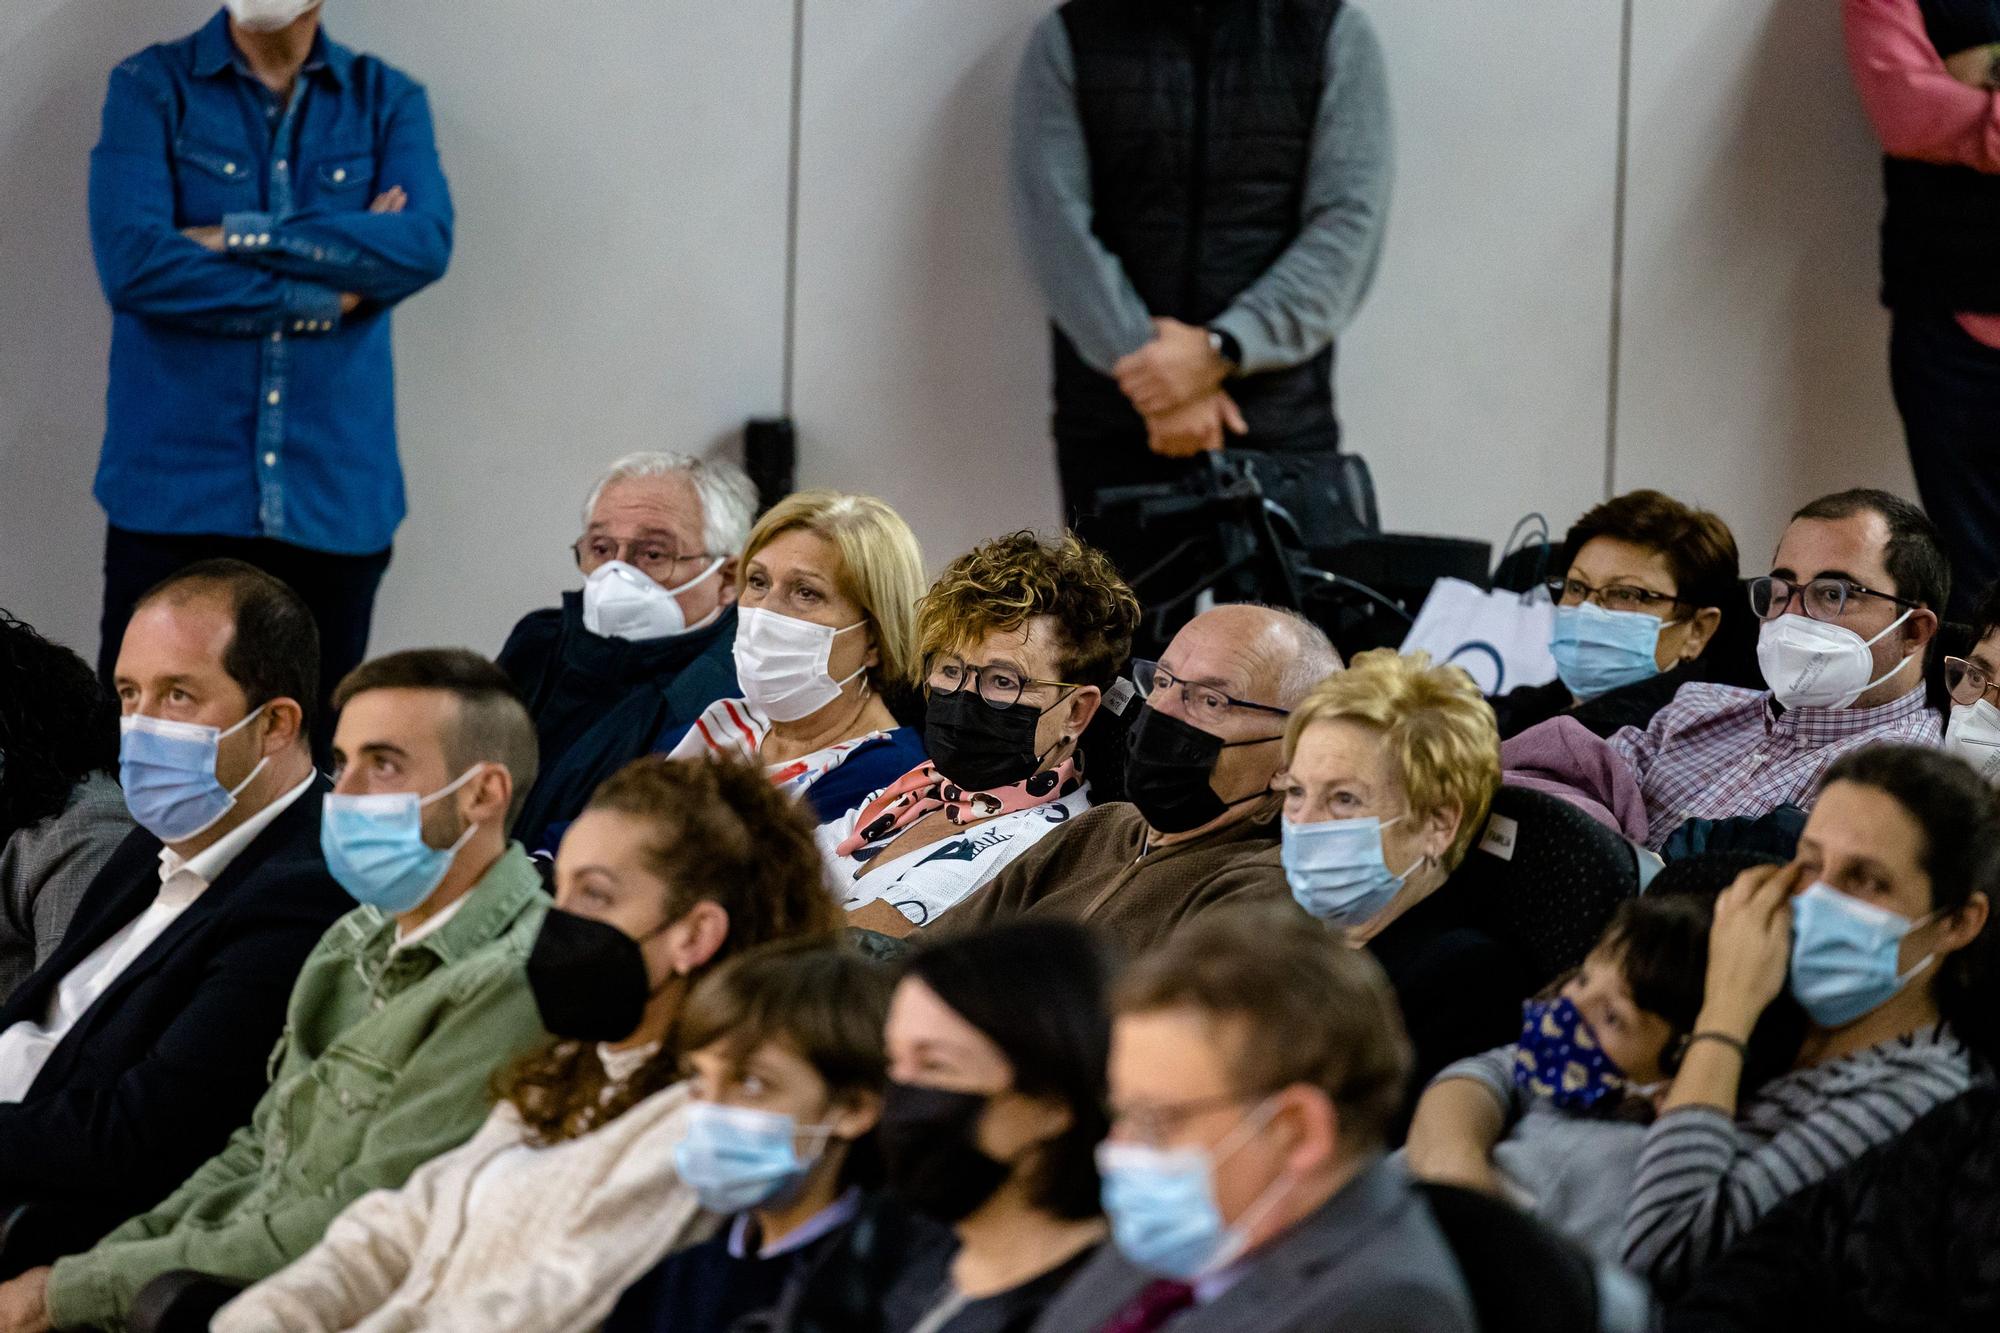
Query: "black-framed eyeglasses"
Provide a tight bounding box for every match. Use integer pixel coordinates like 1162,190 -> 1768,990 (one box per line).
1945,656 -> 2000,708
571,535 -> 717,581
1544,576 -> 1684,616
1749,575 -> 1920,624
925,653 -> 1080,711
1132,660 -> 1290,728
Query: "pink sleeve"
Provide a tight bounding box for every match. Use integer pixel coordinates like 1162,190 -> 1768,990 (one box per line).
1845,0 -> 2000,171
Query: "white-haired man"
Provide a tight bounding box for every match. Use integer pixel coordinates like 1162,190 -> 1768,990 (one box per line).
497,452 -> 758,852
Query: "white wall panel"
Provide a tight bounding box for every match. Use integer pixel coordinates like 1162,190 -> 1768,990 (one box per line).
1616,0 -> 1912,570
790,0 -> 1062,573
1338,0 -> 1623,553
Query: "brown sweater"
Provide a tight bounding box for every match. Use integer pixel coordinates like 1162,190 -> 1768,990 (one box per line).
937,802 -> 1291,955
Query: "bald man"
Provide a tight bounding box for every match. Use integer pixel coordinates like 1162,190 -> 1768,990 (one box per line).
940,604 -> 1341,953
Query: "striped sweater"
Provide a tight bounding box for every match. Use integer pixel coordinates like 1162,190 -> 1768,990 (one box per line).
1620,1024 -> 1975,1294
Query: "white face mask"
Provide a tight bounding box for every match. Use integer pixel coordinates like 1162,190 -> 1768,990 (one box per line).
1755,610 -> 1913,710
226,0 -> 323,34
1946,699 -> 2000,785
580,558 -> 725,643
733,607 -> 867,723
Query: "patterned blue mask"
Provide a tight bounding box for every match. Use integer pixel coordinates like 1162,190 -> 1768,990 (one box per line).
1512,996 -> 1627,1113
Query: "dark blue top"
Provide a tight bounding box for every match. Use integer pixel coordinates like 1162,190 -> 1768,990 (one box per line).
88,9 -> 452,554
798,726 -> 928,824
498,597 -> 739,856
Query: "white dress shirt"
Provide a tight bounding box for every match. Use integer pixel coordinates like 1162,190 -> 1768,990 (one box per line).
0,771 -> 314,1103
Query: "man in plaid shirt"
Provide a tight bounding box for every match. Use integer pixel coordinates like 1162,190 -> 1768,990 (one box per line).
1608,490 -> 1946,851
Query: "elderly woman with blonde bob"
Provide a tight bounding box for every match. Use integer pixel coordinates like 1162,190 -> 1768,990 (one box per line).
670,491 -> 929,822
1275,649 -> 1533,1101
820,530 -> 1140,934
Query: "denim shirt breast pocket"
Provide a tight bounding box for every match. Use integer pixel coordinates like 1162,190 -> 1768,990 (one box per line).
305,146 -> 377,210
174,137 -> 256,224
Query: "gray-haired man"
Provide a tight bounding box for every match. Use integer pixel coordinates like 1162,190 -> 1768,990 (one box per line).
497,452 -> 758,853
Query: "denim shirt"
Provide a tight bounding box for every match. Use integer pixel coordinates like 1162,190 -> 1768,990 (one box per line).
88,9 -> 453,555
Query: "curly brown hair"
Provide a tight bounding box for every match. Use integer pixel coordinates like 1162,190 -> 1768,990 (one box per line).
498,755 -> 841,1144
917,531 -> 1140,689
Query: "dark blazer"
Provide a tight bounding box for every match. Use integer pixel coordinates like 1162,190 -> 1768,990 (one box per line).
0,777 -> 349,1269
1031,1157 -> 1477,1333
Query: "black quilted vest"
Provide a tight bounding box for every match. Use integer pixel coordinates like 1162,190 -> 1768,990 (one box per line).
1882,0 -> 2000,310
1053,0 -> 1344,445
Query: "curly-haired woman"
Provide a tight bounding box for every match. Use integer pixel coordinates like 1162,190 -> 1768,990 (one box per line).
212,755 -> 841,1333
0,611 -> 129,999
817,530 -> 1140,933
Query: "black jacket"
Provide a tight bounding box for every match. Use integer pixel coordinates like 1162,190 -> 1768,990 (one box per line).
1668,1086 -> 2000,1332
0,778 -> 349,1269
498,595 -> 738,854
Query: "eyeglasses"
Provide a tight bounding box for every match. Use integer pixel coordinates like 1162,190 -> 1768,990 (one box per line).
1107,1091 -> 1254,1148
925,654 -> 1079,711
1945,656 -> 2000,708
1132,660 -> 1289,728
1749,575 -> 1920,624
1544,576 -> 1683,616
571,535 -> 716,580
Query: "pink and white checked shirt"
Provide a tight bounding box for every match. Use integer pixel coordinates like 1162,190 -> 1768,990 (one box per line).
1609,682 -> 1942,851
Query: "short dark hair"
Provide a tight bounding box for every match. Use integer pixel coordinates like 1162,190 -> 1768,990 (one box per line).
1970,579 -> 2000,645
1791,489 -> 1951,617
905,921 -> 1113,1221
1117,906 -> 1411,1154
1562,489 -> 1740,616
0,611 -> 120,838
1593,893 -> 1713,1041
134,560 -> 319,739
332,649 -> 540,830
1821,744 -> 2000,1062
677,939 -> 894,1188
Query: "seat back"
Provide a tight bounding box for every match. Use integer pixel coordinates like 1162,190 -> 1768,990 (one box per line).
1418,1182 -> 1605,1332
1465,786 -> 1640,987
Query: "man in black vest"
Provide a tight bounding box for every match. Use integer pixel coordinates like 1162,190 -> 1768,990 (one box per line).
1013,0 -> 1391,605
1847,0 -> 2000,613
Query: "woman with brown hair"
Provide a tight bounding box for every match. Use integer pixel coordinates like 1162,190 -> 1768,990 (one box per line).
212,755 -> 840,1333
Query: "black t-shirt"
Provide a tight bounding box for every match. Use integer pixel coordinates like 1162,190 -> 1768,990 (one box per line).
884,1243 -> 1099,1333
1366,873 -> 1536,1142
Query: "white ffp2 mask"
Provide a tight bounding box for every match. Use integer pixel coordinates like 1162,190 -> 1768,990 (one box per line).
226,0 -> 323,34
580,558 -> 724,642
1755,611 -> 1913,710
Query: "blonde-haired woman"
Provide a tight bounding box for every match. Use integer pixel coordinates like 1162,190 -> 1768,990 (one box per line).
1274,648 -> 1533,1101
670,491 -> 929,821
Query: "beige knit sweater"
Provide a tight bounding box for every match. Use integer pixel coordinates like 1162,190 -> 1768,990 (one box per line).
210,1082 -> 708,1333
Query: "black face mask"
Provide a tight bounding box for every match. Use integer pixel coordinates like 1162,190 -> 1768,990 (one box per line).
924,689 -> 1060,792
526,908 -> 668,1043
1123,705 -> 1281,835
876,1082 -> 1014,1225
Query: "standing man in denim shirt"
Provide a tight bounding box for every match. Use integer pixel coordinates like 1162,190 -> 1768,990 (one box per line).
88,1 -> 453,738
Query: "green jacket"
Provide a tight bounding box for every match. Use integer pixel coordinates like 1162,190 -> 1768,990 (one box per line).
48,844 -> 551,1330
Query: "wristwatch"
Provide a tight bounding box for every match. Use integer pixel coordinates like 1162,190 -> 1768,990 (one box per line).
1206,326 -> 1241,373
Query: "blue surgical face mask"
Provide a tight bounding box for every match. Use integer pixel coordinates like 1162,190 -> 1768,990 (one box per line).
1097,1098 -> 1289,1280
1789,882 -> 1939,1028
320,766 -> 484,914
120,709 -> 270,843
1549,603 -> 1681,700
1281,815 -> 1417,927
1513,996 -> 1628,1113
674,1101 -> 831,1215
